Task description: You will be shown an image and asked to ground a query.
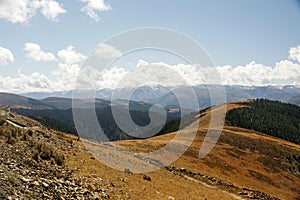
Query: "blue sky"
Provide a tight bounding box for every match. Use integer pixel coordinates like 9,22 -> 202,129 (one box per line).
0,0 -> 300,92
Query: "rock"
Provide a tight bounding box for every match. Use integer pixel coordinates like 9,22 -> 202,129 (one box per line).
29,181 -> 40,188
42,182 -> 49,188
179,168 -> 186,172
119,178 -> 127,182
21,177 -> 32,182
143,174 -> 151,181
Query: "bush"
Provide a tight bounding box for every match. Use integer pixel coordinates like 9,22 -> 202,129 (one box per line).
0,112 -> 6,125
33,141 -> 65,166
21,133 -> 31,142
6,132 -> 16,145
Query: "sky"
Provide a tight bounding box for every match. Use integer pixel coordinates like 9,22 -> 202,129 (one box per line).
0,0 -> 300,93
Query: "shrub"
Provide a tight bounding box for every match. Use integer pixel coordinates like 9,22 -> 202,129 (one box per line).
21,133 -> 31,142
6,132 -> 16,145
0,113 -> 6,125
33,141 -> 65,166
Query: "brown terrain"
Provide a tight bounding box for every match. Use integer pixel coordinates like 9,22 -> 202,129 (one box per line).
0,102 -> 299,199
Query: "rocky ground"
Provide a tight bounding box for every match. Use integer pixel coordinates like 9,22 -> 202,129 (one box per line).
165,166 -> 280,200
0,113 -> 120,199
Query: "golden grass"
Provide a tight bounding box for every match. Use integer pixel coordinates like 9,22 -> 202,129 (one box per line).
42,102 -> 300,199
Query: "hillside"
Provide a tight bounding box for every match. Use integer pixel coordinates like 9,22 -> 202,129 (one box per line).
0,101 -> 300,199
0,93 -> 53,110
110,102 -> 300,199
12,105 -> 187,141
226,99 -> 300,144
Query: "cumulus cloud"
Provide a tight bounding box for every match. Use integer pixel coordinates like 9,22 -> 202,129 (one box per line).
216,61 -> 300,86
58,46 -> 87,64
97,66 -> 127,89
52,46 -> 87,90
79,0 -> 111,21
0,47 -> 14,65
38,0 -> 66,21
52,63 -> 81,90
92,43 -> 122,60
82,57 -> 300,89
0,0 -> 65,24
24,42 -> 57,62
2,45 -> 300,93
289,46 -> 300,63
0,71 -> 53,93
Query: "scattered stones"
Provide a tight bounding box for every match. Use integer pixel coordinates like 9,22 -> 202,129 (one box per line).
165,166 -> 279,200
0,118 -> 121,199
239,191 -> 248,195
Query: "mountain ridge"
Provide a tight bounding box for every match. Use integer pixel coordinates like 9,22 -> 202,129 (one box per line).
18,85 -> 300,113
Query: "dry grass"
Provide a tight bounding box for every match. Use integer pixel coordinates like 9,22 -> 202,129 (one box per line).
108,103 -> 300,199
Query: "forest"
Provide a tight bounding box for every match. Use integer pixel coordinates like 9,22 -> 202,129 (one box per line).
12,105 -> 198,141
226,99 -> 300,144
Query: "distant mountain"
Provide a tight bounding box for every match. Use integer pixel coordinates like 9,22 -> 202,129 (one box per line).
41,97 -> 114,110
145,85 -> 300,110
20,91 -> 74,99
21,85 -> 300,107
0,92 -> 53,110
22,84 -> 172,101
290,94 -> 300,105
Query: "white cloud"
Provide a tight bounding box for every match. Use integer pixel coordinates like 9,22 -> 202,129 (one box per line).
0,47 -> 14,65
0,0 -> 65,24
52,46 -> 87,90
52,63 -> 81,90
0,71 -> 53,93
98,66 -> 127,89
79,0 -> 111,21
89,58 -> 300,89
289,46 -> 300,63
24,42 -> 57,62
216,61 -> 300,86
92,43 -> 122,60
38,0 -> 66,21
2,45 -> 300,93
58,46 -> 87,64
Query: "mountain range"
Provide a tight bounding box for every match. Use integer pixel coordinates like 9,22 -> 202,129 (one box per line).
20,85 -> 300,108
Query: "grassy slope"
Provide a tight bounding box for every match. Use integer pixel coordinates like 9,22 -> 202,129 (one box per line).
110,103 -> 300,199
